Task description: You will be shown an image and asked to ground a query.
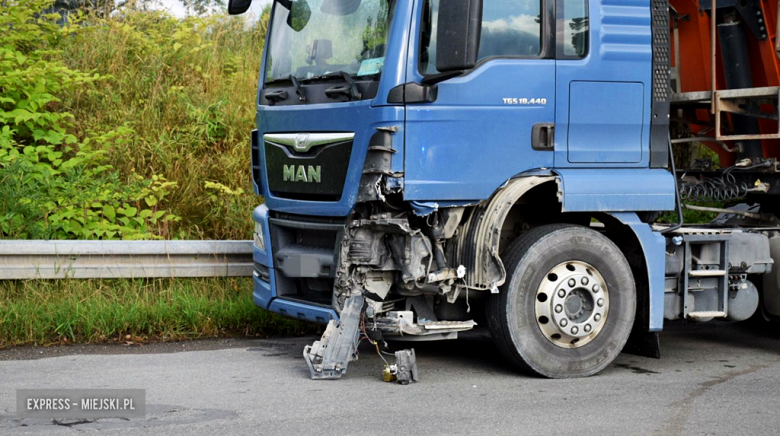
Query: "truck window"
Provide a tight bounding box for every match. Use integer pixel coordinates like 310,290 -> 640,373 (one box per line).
264,0 -> 394,83
559,0 -> 588,57
419,0 -> 543,75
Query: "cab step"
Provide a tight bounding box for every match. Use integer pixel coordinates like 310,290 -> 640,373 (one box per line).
689,270 -> 727,277
686,311 -> 727,319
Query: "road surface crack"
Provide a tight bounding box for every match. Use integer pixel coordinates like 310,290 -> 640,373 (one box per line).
656,363 -> 774,436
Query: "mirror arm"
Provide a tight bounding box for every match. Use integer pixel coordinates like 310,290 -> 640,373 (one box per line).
421,70 -> 465,86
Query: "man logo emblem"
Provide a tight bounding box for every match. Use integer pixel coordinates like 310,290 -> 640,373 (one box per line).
293,133 -> 311,152
283,165 -> 321,183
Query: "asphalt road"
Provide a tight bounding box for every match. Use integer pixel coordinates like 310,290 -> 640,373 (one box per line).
1,321 -> 779,435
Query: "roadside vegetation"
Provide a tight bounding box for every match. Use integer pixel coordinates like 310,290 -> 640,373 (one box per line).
0,0 -> 313,347
0,278 -> 317,347
2,0 -> 267,240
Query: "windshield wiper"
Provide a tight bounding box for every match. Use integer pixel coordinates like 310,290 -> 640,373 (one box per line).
289,75 -> 306,102
317,71 -> 362,101
264,75 -> 306,102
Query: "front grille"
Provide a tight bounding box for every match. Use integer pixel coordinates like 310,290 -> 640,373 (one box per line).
269,213 -> 347,307
264,133 -> 354,201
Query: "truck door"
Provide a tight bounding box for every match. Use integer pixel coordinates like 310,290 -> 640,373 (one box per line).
403,0 -> 557,202
554,0 -> 653,166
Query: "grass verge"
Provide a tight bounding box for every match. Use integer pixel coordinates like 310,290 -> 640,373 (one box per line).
0,278 -> 318,348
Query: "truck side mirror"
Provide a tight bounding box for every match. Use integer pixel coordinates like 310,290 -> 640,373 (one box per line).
274,0 -> 312,32
228,0 -> 252,15
435,0 -> 483,72
286,0 -> 312,32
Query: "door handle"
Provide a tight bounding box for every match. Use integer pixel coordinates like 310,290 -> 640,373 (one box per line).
531,123 -> 555,150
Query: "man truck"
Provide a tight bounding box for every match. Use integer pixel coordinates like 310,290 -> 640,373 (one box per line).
228,0 -> 780,379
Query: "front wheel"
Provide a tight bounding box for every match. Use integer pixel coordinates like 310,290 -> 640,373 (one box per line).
487,224 -> 636,378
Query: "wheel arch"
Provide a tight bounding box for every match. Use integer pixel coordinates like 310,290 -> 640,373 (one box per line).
450,175 -> 559,291
450,175 -> 665,334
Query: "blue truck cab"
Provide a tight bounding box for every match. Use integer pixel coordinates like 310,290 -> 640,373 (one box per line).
231,0 -> 778,379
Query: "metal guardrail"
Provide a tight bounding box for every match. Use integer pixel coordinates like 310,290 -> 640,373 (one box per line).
0,240 -> 254,280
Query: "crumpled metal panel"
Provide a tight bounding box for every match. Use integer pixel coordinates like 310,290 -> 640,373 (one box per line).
452,176 -> 557,291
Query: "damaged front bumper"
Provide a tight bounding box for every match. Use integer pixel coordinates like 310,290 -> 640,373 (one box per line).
251,204 -> 338,325
252,204 -> 476,380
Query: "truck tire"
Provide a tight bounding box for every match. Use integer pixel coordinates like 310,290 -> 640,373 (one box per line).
487,224 -> 636,378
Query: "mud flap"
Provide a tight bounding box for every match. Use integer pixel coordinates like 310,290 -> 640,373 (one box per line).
303,293 -> 364,379
623,330 -> 661,359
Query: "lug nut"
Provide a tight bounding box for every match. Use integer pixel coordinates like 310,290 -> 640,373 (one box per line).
581,277 -> 589,286
571,326 -> 579,334
555,304 -> 563,313
592,284 -> 600,293
560,319 -> 568,327
558,289 -> 565,298
597,298 -> 605,307
594,313 -> 602,322
568,279 -> 576,287
584,324 -> 591,333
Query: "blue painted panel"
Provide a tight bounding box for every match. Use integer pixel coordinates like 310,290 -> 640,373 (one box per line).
403,61 -> 556,200
404,62 -> 556,200
253,270 -> 275,309
268,299 -> 337,324
252,204 -> 273,267
555,0 -> 653,168
610,213 -> 666,331
400,0 -> 557,202
374,0 -> 414,106
567,81 -> 644,163
556,168 -> 675,212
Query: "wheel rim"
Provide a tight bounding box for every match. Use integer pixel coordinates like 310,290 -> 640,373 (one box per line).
534,261 -> 609,348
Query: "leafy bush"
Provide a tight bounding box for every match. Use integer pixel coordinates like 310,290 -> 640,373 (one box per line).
1,0 -> 267,240
61,5 -> 268,239
0,0 -> 179,239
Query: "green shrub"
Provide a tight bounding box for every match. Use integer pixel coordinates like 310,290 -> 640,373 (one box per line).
61,6 -> 267,239
0,0 -> 179,239
2,0 -> 267,240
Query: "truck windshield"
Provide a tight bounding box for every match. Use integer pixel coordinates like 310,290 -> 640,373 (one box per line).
264,0 -> 394,83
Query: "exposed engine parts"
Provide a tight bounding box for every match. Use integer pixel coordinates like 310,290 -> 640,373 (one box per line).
304,204 -> 478,380
299,178 -> 565,381
336,213 -> 469,308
